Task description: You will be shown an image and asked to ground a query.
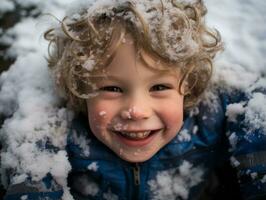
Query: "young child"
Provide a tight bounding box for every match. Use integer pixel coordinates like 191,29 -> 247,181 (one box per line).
3,0 -> 266,199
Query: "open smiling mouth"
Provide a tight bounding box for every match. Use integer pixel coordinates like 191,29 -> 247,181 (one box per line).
112,129 -> 162,140
111,129 -> 164,147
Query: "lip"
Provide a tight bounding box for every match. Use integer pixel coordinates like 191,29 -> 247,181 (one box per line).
112,129 -> 163,147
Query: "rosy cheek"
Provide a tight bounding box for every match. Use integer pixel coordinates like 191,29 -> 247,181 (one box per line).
88,102 -> 109,130
159,102 -> 183,130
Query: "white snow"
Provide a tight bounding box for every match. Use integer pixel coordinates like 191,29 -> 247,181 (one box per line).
226,102 -> 245,123
103,189 -> 119,200
87,162 -> 99,172
192,125 -> 198,135
205,0 -> 266,75
72,131 -> 91,157
178,129 -> 191,142
20,195 -> 28,200
148,160 -> 203,200
230,156 -> 240,168
245,93 -> 266,132
73,174 -> 99,196
99,111 -> 107,116
0,0 -> 15,14
228,132 -> 238,151
262,175 -> 266,183
250,172 -> 258,180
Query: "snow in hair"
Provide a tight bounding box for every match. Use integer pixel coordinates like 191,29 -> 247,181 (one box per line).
45,0 -> 222,113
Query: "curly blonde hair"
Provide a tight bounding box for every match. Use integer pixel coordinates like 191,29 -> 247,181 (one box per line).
44,0 -> 222,114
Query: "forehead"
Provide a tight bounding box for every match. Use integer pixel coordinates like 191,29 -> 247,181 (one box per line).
91,34 -> 179,77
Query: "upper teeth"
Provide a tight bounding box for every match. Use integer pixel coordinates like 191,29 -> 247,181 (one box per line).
120,131 -> 151,139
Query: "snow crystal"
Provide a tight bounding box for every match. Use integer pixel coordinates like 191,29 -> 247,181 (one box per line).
148,161 -> 203,200
226,102 -> 245,122
88,162 -> 99,171
192,125 -> 198,134
12,174 -> 28,185
112,122 -> 128,131
228,132 -> 238,151
230,156 -> 240,167
20,195 -> 28,200
225,92 -> 266,133
245,93 -> 266,132
72,131 -> 91,156
202,116 -> 207,120
178,129 -> 191,142
103,189 -> 119,200
250,172 -> 258,180
261,175 -> 266,183
212,62 -> 259,91
74,175 -> 99,196
249,78 -> 266,92
189,107 -> 199,117
99,111 -> 107,116
0,0 -> 15,14
83,57 -> 96,71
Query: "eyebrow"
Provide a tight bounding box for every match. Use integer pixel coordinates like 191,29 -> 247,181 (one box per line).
88,72 -> 178,82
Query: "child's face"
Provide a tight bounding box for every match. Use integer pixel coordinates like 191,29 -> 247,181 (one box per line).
86,35 -> 184,163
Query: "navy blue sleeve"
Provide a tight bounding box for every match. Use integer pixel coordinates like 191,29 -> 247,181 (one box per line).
223,88 -> 266,200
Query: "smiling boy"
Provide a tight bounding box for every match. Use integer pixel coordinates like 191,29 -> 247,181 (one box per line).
87,34 -> 184,163
3,1 -> 266,200
45,0 -> 222,199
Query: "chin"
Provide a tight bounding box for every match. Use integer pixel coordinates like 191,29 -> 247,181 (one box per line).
116,150 -> 157,163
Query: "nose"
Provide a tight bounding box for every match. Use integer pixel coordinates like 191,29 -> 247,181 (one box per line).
120,97 -> 152,120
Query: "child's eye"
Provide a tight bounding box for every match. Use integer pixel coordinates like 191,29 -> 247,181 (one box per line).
99,86 -> 123,93
150,84 -> 171,92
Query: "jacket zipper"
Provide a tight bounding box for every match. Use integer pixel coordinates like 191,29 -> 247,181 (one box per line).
132,163 -> 140,199
133,163 -> 140,185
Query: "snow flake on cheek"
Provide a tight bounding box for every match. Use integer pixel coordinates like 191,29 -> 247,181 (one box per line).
99,110 -> 107,117
112,122 -> 128,131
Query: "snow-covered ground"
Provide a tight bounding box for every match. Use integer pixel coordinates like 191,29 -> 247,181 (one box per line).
0,0 -> 265,199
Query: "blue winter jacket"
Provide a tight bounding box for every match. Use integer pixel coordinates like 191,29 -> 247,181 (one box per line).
3,90 -> 266,200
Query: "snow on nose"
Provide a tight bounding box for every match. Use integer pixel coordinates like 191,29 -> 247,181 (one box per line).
121,106 -> 150,120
